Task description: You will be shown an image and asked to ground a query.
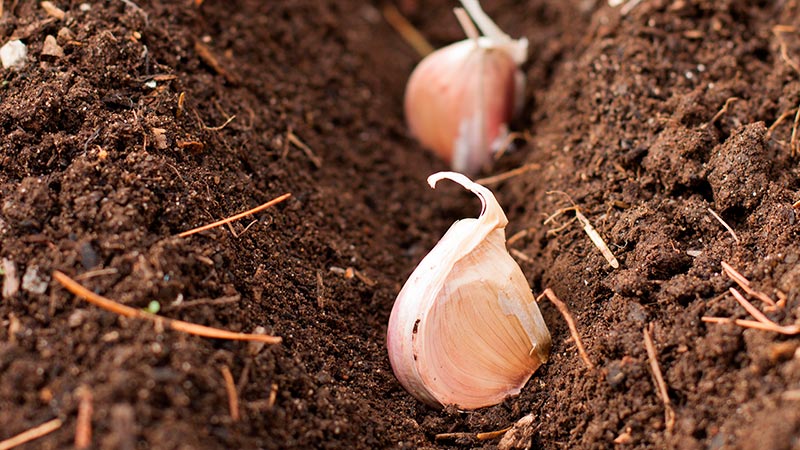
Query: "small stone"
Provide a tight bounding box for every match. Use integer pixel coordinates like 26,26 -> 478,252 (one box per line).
41,35 -> 64,58
79,3 -> 91,11
68,309 -> 88,328
21,265 -> 49,294
2,258 -> 19,298
1,40 -> 28,69
80,242 -> 100,269
57,27 -> 75,44
151,128 -> 168,150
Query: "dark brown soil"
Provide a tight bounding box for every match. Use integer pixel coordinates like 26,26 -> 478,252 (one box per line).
2,0 -> 800,448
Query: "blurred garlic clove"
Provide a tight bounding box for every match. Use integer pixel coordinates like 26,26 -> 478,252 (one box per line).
404,0 -> 528,174
386,172 -> 551,410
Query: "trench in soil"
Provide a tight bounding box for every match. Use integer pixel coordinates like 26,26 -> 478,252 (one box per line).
2,0 -> 800,449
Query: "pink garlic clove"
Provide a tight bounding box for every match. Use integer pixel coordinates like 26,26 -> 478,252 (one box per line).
403,0 -> 528,174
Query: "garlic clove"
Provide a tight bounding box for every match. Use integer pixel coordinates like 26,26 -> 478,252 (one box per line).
404,0 -> 528,174
387,172 -> 551,410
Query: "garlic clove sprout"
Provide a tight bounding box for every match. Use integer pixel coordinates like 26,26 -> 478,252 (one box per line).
386,172 -> 551,410
404,0 -> 528,174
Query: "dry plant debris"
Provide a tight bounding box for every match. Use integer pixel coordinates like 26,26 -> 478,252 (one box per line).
220,365 -> 240,422
476,162 -> 541,186
382,3 -> 434,57
434,425 -> 512,443
773,25 -> 800,75
707,207 -> 740,244
286,130 -> 322,169
643,323 -> 675,434
544,193 -> 620,269
74,385 -> 93,449
0,418 -> 63,450
720,261 -> 778,308
704,263 -> 798,334
178,193 -> 291,238
53,271 -> 282,343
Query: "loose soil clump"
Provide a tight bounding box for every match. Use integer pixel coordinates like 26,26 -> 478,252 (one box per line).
1,0 -> 800,449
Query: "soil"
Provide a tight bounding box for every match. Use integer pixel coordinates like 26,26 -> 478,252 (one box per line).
1,0 -> 800,449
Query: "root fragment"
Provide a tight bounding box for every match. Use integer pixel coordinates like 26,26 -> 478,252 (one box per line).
575,210 -> 619,269
704,97 -> 739,127
643,323 -> 675,434
767,107 -> 797,139
476,162 -> 541,186
773,25 -> 800,75
53,271 -> 282,344
545,192 -> 620,269
287,130 -> 322,169
538,288 -> 595,371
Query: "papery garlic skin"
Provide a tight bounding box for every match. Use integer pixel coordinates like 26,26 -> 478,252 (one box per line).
387,172 -> 551,410
404,0 -> 528,174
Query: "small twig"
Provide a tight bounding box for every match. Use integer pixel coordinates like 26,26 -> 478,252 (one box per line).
729,288 -> 772,325
74,268 -> 119,281
538,289 -> 595,370
194,41 -> 238,84
287,131 -> 322,169
791,103 -> 800,157
721,261 -> 777,308
435,425 -> 512,443
476,163 -> 542,186
53,271 -> 282,344
220,365 -> 240,422
0,418 -> 63,450
75,386 -> 93,449
643,323 -> 675,434
509,248 -> 532,262
704,284 -> 800,334
178,193 -> 291,238
163,295 -> 240,311
316,270 -> 325,309
545,192 -> 619,268
353,269 -> 377,287
702,316 -> 800,334
382,3 -> 434,57
707,207 -> 739,244
268,382 -> 279,408
476,426 -> 513,440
